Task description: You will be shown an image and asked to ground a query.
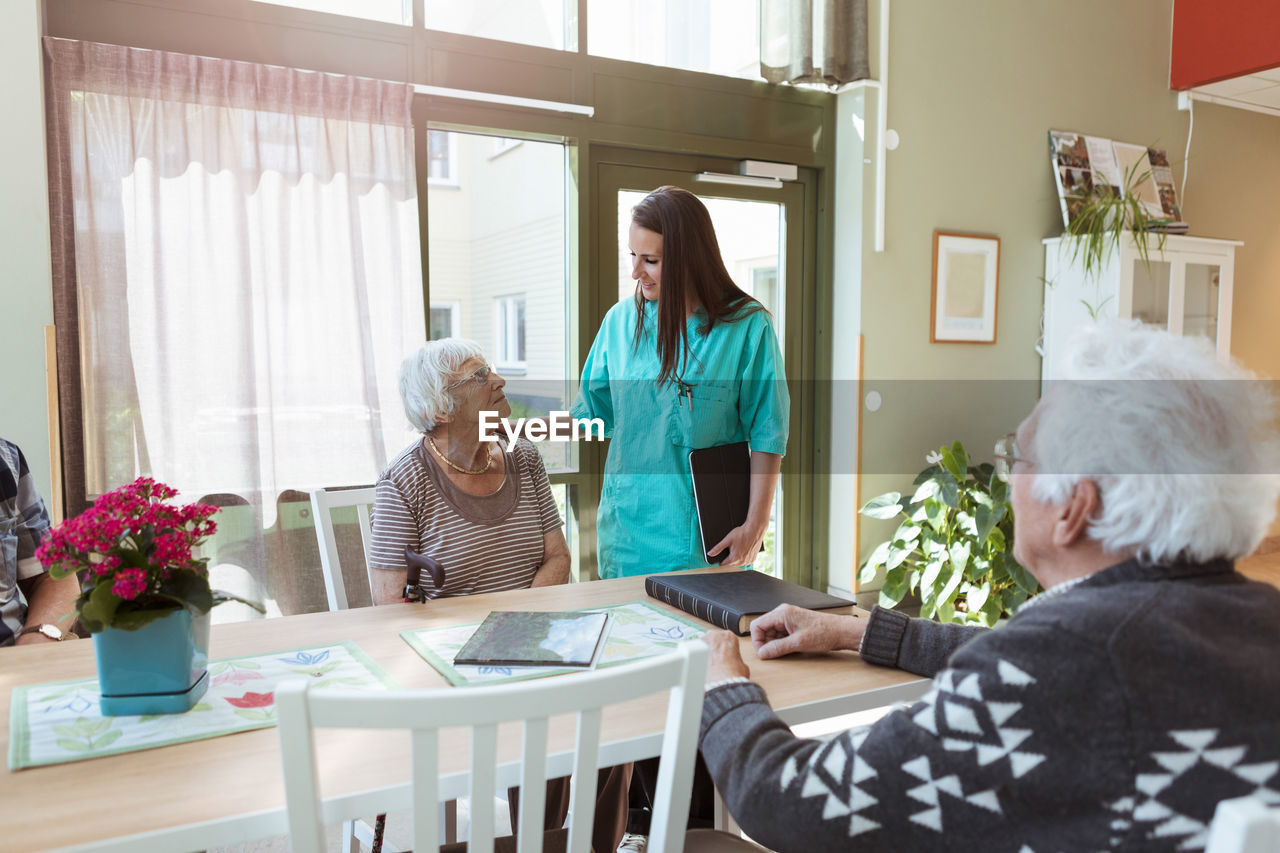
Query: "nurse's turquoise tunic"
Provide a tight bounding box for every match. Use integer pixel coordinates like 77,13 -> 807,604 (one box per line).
571,298 -> 789,578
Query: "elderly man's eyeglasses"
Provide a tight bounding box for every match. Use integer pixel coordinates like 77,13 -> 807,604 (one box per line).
446,363 -> 494,391
993,433 -> 1031,482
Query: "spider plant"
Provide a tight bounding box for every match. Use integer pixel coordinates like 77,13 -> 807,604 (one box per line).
1061,159 -> 1168,282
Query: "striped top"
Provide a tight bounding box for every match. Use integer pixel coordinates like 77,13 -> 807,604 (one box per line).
368,437 -> 562,599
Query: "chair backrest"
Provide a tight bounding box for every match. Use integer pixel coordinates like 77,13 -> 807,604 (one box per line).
1205,796 -> 1280,853
277,642 -> 709,853
308,485 -> 377,610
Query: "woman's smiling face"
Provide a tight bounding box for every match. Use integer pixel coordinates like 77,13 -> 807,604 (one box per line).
629,223 -> 663,302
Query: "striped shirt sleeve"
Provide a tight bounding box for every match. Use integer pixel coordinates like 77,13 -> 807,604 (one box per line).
368,477 -> 415,573
521,444 -> 563,534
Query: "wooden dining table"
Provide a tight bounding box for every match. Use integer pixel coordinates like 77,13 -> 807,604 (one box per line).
2,570 -> 929,852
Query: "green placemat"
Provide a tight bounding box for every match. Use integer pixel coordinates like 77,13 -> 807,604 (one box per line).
402,600 -> 707,687
9,640 -> 397,770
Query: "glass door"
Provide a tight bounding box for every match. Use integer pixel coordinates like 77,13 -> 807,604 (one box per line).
592,156 -> 813,585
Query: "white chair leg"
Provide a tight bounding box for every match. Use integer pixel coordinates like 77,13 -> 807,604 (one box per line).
340,818 -> 361,853
713,787 -> 740,835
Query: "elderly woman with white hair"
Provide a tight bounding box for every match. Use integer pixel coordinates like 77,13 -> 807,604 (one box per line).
369,338 -> 630,853
368,338 -> 570,604
691,320 -> 1280,853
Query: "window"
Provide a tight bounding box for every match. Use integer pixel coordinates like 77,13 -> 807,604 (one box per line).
588,0 -> 761,80
494,296 -> 527,370
46,41 -> 424,618
424,0 -> 573,51
426,131 -> 571,472
429,303 -> 460,340
427,130 -> 458,186
251,0 -> 408,24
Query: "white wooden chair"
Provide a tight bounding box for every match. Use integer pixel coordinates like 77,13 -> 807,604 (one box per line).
308,485 -> 377,613
1205,796 -> 1280,853
308,484 -> 397,851
276,643 -> 709,853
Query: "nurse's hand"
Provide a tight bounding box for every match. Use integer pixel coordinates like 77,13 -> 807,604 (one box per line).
709,521 -> 766,567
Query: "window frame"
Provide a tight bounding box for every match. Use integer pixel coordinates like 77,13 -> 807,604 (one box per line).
493,294 -> 528,374
429,301 -> 461,339
45,0 -> 837,589
426,130 -> 459,188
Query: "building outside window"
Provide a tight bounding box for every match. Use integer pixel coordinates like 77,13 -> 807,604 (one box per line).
427,130 -> 458,186
429,303 -> 460,340
494,295 -> 527,371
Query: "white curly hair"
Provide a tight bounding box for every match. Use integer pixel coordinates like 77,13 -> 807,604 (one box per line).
1031,319 -> 1280,564
397,338 -> 485,433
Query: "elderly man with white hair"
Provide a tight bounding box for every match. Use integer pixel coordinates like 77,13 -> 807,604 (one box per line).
697,320 -> 1280,852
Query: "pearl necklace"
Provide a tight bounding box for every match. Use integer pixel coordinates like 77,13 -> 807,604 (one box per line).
427,436 -> 494,475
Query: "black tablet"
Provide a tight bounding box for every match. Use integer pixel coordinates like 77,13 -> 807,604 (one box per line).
688,441 -> 751,564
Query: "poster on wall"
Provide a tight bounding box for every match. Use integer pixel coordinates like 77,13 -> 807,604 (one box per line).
930,231 -> 1000,344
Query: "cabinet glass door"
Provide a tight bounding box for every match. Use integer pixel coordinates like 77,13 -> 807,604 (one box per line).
1182,263 -> 1221,343
1130,259 -> 1172,328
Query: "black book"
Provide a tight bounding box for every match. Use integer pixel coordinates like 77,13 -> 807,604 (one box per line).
645,570 -> 852,635
688,441 -> 751,564
452,610 -> 610,668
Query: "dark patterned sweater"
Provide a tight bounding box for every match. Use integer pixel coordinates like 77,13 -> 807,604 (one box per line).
699,558 -> 1280,852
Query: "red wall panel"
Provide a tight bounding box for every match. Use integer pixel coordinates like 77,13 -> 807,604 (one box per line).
1171,0 -> 1280,89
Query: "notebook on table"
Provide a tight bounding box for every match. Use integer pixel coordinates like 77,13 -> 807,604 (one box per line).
645,569 -> 853,635
452,610 -> 610,668
688,441 -> 751,564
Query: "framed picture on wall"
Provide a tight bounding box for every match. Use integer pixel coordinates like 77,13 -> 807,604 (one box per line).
930,231 -> 1000,344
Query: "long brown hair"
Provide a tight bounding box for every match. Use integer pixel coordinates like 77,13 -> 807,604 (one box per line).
629,186 -> 762,386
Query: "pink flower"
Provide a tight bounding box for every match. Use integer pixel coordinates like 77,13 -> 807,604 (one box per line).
111,568 -> 149,601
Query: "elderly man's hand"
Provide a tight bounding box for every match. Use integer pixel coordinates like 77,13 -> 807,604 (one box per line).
701,630 -> 750,683
751,604 -> 865,660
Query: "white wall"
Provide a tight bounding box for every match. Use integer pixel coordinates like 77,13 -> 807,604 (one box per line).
0,0 -> 56,505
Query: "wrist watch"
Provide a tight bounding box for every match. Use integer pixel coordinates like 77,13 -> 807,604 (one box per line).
18,623 -> 67,641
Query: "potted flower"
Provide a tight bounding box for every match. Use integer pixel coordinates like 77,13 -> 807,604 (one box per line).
35,477 -> 263,715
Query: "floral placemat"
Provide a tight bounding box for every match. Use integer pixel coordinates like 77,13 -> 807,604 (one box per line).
402,600 -> 707,687
8,641 -> 397,770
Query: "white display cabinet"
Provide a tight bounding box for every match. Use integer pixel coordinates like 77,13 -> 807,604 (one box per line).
1041,234 -> 1240,381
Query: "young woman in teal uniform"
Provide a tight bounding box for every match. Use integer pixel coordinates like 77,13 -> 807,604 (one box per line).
572,184 -> 789,577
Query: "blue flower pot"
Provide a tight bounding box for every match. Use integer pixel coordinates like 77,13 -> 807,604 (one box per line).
93,608 -> 211,716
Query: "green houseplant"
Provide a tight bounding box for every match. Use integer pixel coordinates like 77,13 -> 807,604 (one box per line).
859,441 -> 1040,626
35,477 -> 263,714
1051,159 -> 1175,324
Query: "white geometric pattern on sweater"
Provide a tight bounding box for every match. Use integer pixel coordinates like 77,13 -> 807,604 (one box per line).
899,755 -> 1004,833
910,659 -> 1047,792
780,656 -> 1052,838
783,727 -> 882,837
1110,728 -> 1280,852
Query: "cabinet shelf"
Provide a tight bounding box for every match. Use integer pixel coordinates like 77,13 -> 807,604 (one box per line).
1041,234 -> 1239,384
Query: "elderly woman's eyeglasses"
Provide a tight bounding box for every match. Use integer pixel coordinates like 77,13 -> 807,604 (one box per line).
446,363 -> 494,391
993,433 -> 1031,483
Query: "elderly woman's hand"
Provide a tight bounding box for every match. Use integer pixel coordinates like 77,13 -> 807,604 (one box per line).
701,630 -> 750,683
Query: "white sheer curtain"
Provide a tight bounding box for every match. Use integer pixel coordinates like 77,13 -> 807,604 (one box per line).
46,38 -> 421,505
45,38 -> 422,615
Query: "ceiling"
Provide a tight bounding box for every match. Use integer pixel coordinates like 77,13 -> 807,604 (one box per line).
1185,66 -> 1280,117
